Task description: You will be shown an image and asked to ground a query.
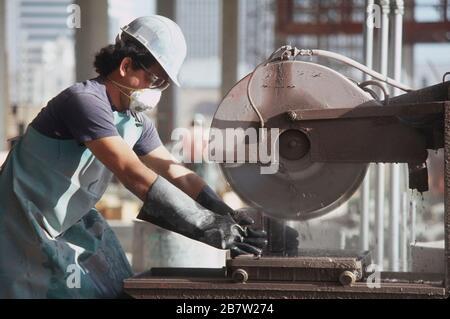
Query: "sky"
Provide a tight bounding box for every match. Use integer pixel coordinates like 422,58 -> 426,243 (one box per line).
415,44 -> 450,65
108,0 -> 156,24
414,44 -> 450,86
108,0 -> 156,36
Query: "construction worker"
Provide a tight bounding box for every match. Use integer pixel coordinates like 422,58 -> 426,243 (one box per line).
0,15 -> 266,299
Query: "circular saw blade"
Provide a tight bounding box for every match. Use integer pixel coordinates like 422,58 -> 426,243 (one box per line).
211,61 -> 374,221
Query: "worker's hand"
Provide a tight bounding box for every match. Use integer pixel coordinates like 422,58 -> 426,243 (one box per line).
227,209 -> 255,227
196,185 -> 267,256
195,185 -> 263,228
196,185 -> 240,216
138,177 -> 267,258
200,213 -> 267,258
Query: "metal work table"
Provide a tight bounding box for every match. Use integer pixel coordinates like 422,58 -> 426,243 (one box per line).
124,271 -> 445,299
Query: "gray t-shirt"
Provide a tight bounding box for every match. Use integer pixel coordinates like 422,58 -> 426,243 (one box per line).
30,77 -> 162,156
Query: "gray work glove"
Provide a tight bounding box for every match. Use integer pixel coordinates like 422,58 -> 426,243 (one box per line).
137,177 -> 264,257
196,185 -> 267,256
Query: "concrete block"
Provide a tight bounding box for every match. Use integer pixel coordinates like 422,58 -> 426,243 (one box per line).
411,241 -> 445,274
132,220 -> 226,274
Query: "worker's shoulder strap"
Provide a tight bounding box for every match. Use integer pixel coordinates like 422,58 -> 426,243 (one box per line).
130,111 -> 145,128
0,135 -> 22,175
7,136 -> 22,146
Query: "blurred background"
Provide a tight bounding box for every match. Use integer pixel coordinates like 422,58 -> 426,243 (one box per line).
0,0 -> 448,274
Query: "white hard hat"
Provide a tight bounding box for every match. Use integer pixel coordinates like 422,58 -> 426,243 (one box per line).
118,15 -> 187,87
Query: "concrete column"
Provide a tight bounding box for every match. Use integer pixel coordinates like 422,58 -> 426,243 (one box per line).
156,0 -> 178,144
0,0 -> 8,150
379,0 -> 390,76
74,0 -> 109,82
402,1 -> 415,87
360,0 -> 375,254
372,0 -> 391,271
402,45 -> 415,86
389,0 -> 405,272
221,0 -> 239,99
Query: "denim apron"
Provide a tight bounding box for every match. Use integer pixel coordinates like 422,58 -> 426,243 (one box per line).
0,111 -> 143,298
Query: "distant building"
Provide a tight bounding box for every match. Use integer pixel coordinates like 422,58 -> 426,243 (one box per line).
176,0 -> 276,87
31,37 -> 75,106
7,0 -> 74,107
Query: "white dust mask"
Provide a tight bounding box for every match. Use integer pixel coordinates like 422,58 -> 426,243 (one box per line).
110,79 -> 162,112
128,89 -> 162,112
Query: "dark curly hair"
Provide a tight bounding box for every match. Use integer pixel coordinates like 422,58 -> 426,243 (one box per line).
94,34 -> 158,77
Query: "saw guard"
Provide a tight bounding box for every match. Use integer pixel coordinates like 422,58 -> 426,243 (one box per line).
210,60 -> 376,221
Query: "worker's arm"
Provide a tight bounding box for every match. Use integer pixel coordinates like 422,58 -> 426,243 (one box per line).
139,145 -> 256,226
85,136 -> 158,201
138,145 -> 207,199
87,138 -> 266,256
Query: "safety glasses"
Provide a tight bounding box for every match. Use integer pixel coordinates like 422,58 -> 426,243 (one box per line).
137,61 -> 170,91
